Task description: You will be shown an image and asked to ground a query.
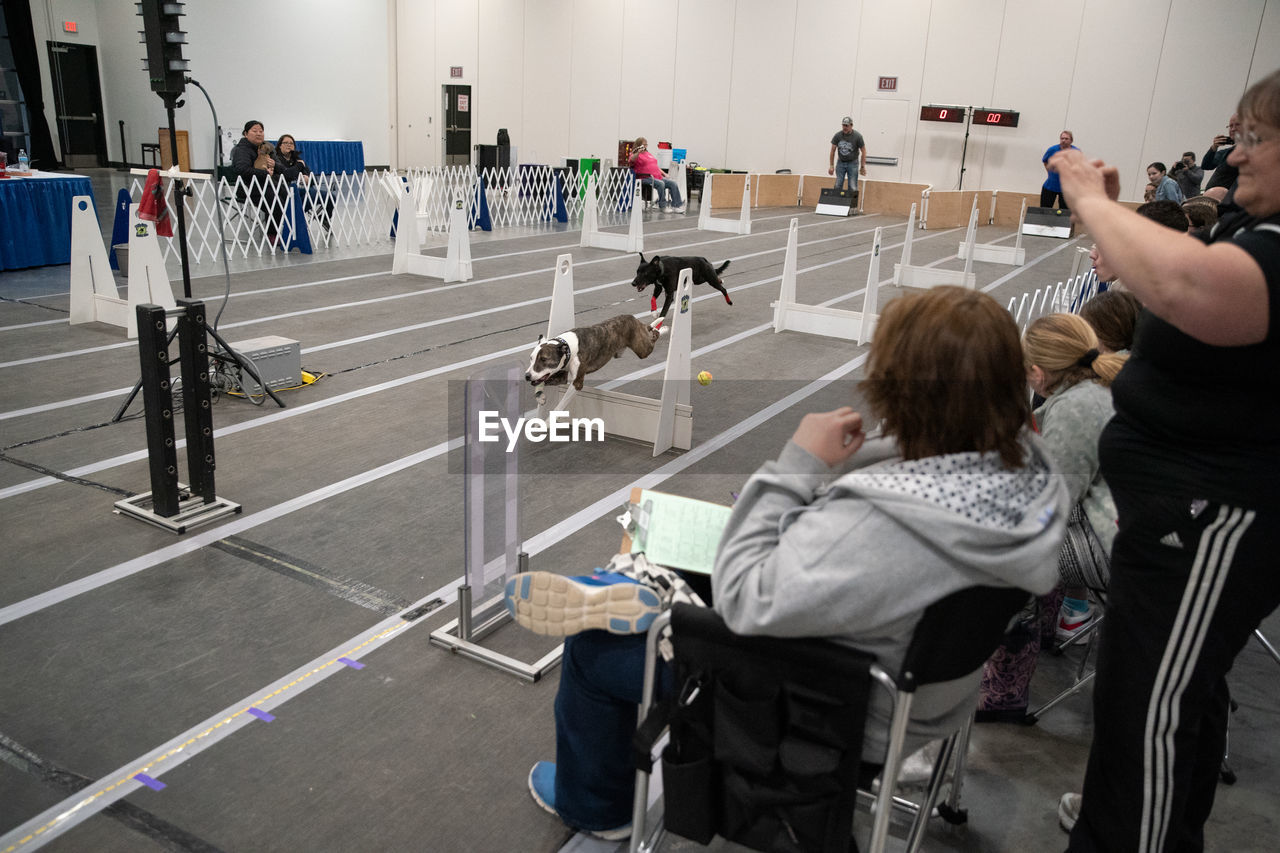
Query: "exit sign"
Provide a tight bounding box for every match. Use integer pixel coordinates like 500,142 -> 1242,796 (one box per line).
63,20 -> 78,33
450,66 -> 463,78
878,76 -> 897,91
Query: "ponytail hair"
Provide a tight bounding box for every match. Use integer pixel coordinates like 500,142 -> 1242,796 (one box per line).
1024,313 -> 1128,391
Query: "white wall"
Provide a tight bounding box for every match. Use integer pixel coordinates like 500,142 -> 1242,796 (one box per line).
26,0 -> 1278,200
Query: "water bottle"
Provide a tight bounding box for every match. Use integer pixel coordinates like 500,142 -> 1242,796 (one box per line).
17,149 -> 29,173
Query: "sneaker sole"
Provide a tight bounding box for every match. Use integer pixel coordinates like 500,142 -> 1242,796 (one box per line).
505,572 -> 662,636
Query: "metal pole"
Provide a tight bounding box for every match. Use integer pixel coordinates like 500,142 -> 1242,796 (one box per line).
163,95 -> 193,299
958,108 -> 972,191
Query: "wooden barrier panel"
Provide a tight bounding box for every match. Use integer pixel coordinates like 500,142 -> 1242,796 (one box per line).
800,174 -> 830,207
995,192 -> 1041,226
860,180 -> 930,216
926,191 -> 993,228
709,173 -> 747,208
754,174 -> 801,207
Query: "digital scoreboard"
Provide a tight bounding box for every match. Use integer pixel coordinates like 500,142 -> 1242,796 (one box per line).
920,105 -> 966,123
972,108 -> 1020,127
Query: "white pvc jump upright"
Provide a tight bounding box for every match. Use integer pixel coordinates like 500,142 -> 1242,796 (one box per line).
580,173 -> 644,253
959,196 -> 1027,266
69,197 -> 176,338
537,257 -> 693,456
392,187 -> 472,281
772,218 -> 884,345
697,172 -> 751,235
894,199 -> 977,288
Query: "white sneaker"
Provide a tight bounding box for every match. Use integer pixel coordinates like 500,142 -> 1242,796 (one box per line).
671,205 -> 686,214
1058,792 -> 1081,833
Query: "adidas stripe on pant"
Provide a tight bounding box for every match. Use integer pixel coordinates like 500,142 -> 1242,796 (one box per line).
1067,490 -> 1280,853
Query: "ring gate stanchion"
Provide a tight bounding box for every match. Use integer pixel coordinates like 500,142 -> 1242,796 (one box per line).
772,218 -> 884,345
392,185 -> 473,281
697,172 -> 751,235
580,172 -> 644,253
114,299 -> 242,533
429,363 -> 561,682
959,197 -> 1026,266
537,259 -> 694,456
894,199 -> 977,288
70,197 -> 177,338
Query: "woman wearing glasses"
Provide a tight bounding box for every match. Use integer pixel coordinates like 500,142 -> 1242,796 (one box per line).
1049,69 -> 1280,853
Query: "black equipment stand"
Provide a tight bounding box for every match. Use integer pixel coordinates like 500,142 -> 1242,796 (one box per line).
114,300 -> 242,533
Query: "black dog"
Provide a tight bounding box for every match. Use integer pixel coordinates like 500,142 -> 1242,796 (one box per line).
631,253 -> 732,319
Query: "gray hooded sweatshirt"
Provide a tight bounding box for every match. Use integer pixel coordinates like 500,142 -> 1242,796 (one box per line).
712,431 -> 1069,762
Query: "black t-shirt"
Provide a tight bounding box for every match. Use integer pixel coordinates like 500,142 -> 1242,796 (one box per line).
1099,210 -> 1280,507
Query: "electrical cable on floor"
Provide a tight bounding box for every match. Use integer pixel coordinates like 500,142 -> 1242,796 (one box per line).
0,452 -> 135,497
0,296 -> 70,314
184,76 -> 235,332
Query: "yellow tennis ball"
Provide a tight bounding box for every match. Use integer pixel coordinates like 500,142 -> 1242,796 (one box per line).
697,370 -> 713,386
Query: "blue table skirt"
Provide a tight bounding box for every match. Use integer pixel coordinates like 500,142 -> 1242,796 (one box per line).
291,140 -> 365,175
0,175 -> 96,270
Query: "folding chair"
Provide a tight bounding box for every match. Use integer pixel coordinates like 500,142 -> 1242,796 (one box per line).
631,585 -> 1030,853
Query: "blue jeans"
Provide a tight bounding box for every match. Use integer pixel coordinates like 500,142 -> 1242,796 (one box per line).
834,160 -> 857,191
553,631 -> 669,831
640,176 -> 682,208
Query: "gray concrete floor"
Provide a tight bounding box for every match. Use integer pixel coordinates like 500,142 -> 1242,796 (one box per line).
1,169 -> 1277,852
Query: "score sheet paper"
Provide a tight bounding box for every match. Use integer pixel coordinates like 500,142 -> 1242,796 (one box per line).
630,489 -> 732,575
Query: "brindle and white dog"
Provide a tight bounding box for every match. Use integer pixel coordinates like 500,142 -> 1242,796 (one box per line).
525,314 -> 661,404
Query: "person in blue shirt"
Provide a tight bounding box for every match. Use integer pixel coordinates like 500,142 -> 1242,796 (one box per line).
1146,162 -> 1185,203
1042,130 -> 1079,209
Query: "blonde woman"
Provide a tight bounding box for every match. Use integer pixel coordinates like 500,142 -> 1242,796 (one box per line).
1025,313 -> 1127,638
978,313 -> 1126,723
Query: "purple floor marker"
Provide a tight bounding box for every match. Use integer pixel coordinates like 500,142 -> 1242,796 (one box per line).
132,773 -> 166,791
337,657 -> 365,670
247,707 -> 275,722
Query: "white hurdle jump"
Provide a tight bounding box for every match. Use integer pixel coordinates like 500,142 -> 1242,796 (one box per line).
392,186 -> 472,281
772,218 -> 884,345
894,200 -> 977,288
959,197 -> 1026,266
537,256 -> 693,456
69,197 -> 176,338
580,173 -> 644,253
698,172 -> 751,235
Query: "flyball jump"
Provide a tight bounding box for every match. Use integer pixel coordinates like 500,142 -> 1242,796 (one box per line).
529,254 -> 696,456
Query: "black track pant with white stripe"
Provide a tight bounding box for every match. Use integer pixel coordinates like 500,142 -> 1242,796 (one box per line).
1068,490 -> 1280,853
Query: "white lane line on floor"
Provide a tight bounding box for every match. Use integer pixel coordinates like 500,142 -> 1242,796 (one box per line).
0,213 -> 880,367
0,347 -> 872,853
0,228 -> 937,497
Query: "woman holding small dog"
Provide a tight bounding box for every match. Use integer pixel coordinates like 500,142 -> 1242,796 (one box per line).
506,286 -> 1070,841
629,137 -> 684,213
229,119 -> 286,215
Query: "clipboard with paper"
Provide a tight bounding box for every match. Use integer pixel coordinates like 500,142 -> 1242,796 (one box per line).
621,487 -> 732,575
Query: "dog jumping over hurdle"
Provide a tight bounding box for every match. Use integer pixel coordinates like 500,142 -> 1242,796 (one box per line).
631,253 -> 732,319
525,314 -> 662,405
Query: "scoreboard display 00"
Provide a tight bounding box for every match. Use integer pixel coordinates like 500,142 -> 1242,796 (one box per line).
972,108 -> 1020,127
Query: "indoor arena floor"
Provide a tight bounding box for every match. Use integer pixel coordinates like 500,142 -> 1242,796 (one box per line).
2,175 -> 1277,852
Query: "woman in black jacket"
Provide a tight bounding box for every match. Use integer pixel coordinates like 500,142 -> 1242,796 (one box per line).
273,134 -> 333,231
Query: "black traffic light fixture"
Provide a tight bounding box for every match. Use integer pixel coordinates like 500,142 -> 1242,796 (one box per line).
137,0 -> 188,97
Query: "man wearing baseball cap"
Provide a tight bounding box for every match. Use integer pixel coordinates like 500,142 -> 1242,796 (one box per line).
829,116 -> 867,191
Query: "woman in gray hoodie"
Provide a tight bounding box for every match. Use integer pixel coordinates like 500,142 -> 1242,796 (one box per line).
518,286 -> 1069,840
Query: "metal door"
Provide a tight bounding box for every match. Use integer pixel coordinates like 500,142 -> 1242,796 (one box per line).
858,98 -> 910,183
47,41 -> 106,168
443,84 -> 471,166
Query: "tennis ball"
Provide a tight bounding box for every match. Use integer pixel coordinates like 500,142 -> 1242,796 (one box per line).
697,370 -> 713,386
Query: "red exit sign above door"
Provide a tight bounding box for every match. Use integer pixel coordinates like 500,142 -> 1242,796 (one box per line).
878,76 -> 897,91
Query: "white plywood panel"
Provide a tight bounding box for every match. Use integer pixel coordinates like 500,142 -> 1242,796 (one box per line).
1250,0 -> 1280,88
977,0 -> 1084,197
911,0 -> 1004,190
853,0 -> 931,183
671,0 -> 736,167
1067,2 -> 1171,202
395,0 -> 440,167
619,0 -> 680,143
478,0 -> 527,164
567,0 -> 625,160
522,0 -> 575,164
1141,0 -> 1264,200
724,0 -> 798,173
783,0 -> 863,173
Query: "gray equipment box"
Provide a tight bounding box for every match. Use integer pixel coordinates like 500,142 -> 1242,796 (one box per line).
1022,206 -> 1074,238
225,335 -> 302,395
